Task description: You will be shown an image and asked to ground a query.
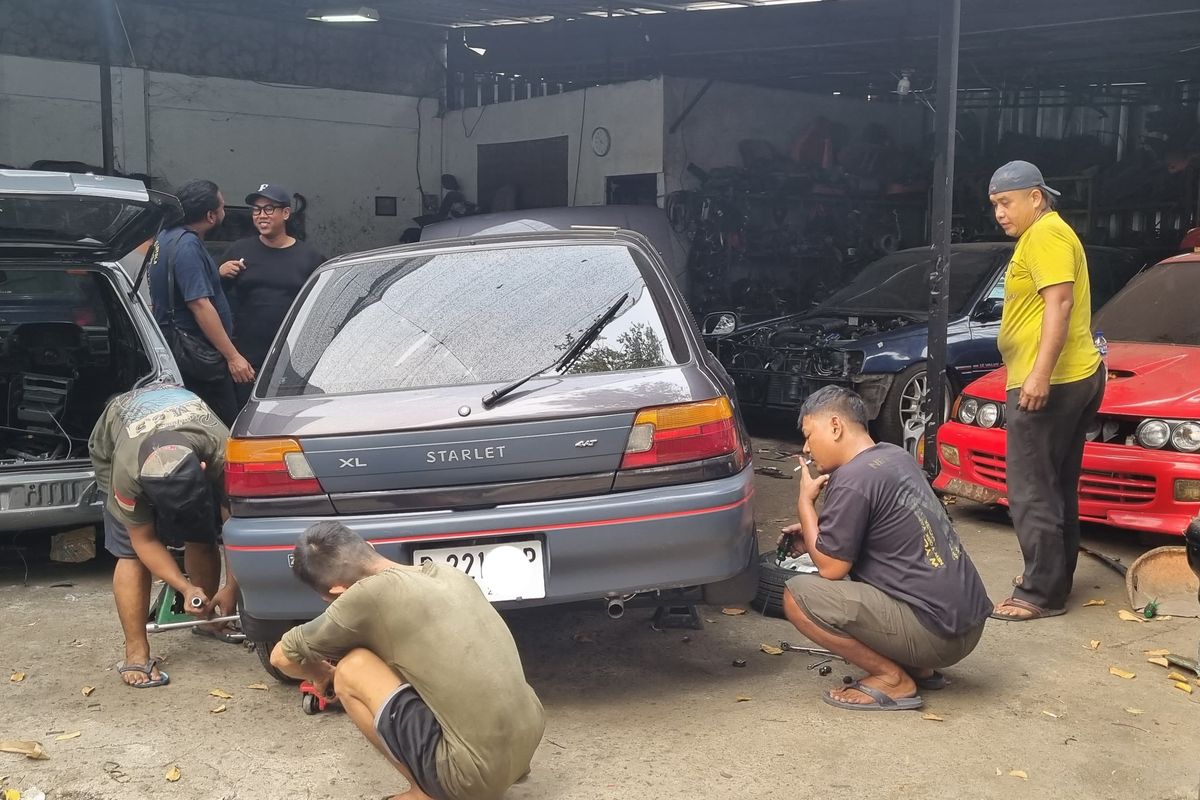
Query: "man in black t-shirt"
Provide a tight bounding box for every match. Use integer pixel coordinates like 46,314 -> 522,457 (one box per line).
779,386 -> 992,712
221,184 -> 325,407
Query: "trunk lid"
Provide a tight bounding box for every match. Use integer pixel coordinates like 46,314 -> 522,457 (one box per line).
0,170 -> 179,262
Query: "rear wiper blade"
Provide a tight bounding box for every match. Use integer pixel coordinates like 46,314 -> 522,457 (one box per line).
482,292 -> 629,410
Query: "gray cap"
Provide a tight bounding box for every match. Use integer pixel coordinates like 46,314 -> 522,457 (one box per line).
988,160 -> 1060,197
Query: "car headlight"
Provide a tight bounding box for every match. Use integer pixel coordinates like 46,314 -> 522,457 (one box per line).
958,398 -> 979,425
1171,422 -> 1200,453
977,402 -> 1001,429
1136,419 -> 1170,449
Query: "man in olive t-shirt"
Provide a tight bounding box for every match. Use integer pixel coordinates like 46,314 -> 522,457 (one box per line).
89,385 -> 239,688
271,522 -> 545,800
988,161 -> 1105,621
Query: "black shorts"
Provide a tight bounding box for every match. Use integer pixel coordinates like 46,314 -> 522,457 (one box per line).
374,684 -> 447,800
102,495 -> 221,559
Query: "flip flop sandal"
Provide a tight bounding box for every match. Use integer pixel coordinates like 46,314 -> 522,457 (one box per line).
822,680 -> 924,712
989,596 -> 1066,621
117,657 -> 169,688
193,622 -> 246,644
911,670 -> 948,691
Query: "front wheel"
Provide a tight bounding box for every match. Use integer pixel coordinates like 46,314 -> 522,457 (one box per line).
875,364 -> 952,457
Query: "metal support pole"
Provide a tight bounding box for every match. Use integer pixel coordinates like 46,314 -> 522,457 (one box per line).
98,0 -> 117,174
922,0 -> 961,478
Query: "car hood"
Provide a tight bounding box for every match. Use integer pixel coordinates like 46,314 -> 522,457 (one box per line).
0,170 -> 180,261
963,343 -> 1200,417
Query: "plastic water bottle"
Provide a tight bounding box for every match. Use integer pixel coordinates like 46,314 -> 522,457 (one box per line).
1094,330 -> 1108,360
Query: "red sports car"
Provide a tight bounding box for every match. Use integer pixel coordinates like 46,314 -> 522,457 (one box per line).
934,249 -> 1200,536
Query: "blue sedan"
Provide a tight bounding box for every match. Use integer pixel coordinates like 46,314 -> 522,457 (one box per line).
704,243 -> 1145,454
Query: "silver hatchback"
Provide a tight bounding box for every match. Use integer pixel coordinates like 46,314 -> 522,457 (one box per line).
223,230 -> 758,667
0,171 -> 178,536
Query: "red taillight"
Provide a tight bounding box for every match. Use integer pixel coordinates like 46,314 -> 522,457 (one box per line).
620,398 -> 745,470
225,438 -> 323,498
73,307 -> 97,326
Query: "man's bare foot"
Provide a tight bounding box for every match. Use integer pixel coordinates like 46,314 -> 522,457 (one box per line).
117,653 -> 166,687
828,672 -> 917,706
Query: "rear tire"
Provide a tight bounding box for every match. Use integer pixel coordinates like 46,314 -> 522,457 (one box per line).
254,640 -> 297,683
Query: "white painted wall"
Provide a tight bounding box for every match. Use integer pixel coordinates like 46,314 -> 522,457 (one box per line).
0,54 -> 441,257
441,78 -> 665,208
663,77 -> 927,193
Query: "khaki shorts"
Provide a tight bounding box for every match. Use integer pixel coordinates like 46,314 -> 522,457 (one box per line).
786,575 -> 984,670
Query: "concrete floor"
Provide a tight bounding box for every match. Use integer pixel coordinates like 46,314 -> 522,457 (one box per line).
1,433 -> 1198,800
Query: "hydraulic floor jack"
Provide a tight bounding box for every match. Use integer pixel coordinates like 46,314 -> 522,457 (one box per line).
144,549 -> 240,634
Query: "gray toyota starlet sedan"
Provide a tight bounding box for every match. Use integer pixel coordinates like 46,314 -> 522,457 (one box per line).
221,229 -> 757,677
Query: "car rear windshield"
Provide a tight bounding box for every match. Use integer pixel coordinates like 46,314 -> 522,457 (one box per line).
0,196 -> 147,246
260,243 -> 681,397
821,249 -> 999,315
1093,260 -> 1200,346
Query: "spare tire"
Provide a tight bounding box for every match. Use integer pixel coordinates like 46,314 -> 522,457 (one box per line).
751,552 -> 814,617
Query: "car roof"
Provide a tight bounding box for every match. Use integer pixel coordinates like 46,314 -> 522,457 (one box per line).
422,205 -> 688,280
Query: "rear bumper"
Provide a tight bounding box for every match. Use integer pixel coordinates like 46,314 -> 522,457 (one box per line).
934,422 -> 1200,536
225,467 -> 757,636
0,466 -> 101,533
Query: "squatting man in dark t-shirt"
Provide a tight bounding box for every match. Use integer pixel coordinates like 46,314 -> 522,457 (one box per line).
269,522 -> 545,800
779,386 -> 992,711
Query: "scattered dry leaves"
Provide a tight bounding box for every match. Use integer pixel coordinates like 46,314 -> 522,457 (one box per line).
1108,666 -> 1136,680
1144,648 -> 1171,657
759,644 -> 784,656
1147,657 -> 1170,668
53,732 -> 81,742
1041,710 -> 1060,719
721,608 -> 747,617
1009,770 -> 1029,780
245,683 -> 268,691
210,704 -> 227,714
165,765 -> 181,783
209,689 -> 233,700
1117,610 -> 1145,623
8,673 -> 24,683
81,686 -> 95,697
735,695 -> 752,703
1082,599 -> 1106,607
2,788 -> 18,800
1167,671 -> 1190,683
921,713 -> 944,722
1174,682 -> 1193,695
1124,708 -> 1144,715
1085,640 -> 1100,651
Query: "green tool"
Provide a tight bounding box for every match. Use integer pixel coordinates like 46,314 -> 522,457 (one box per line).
1143,598 -> 1159,619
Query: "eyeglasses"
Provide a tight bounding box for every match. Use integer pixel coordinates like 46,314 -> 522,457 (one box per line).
250,205 -> 286,216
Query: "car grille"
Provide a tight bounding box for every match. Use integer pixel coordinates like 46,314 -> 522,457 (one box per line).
968,453 -> 1156,505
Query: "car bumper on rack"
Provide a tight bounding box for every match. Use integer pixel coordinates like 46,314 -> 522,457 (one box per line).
934,422 -> 1200,535
225,467 -> 757,641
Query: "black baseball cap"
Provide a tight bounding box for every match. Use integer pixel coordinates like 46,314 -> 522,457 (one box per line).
245,183 -> 292,207
138,432 -> 215,545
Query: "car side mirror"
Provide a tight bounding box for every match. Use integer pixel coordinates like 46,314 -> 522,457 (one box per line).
974,298 -> 1004,322
702,312 -> 739,336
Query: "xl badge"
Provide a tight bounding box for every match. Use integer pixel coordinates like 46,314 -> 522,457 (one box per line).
339,457 -> 367,469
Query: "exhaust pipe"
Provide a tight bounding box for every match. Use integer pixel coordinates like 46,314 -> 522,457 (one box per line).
605,597 -> 625,619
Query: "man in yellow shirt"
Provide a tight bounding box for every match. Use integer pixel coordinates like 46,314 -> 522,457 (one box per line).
987,161 -> 1105,621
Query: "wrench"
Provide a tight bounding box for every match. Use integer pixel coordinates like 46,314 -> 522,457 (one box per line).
779,641 -> 846,662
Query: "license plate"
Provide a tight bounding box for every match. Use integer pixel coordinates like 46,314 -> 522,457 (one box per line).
943,477 -> 1004,505
2,480 -> 81,511
413,539 -> 546,602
